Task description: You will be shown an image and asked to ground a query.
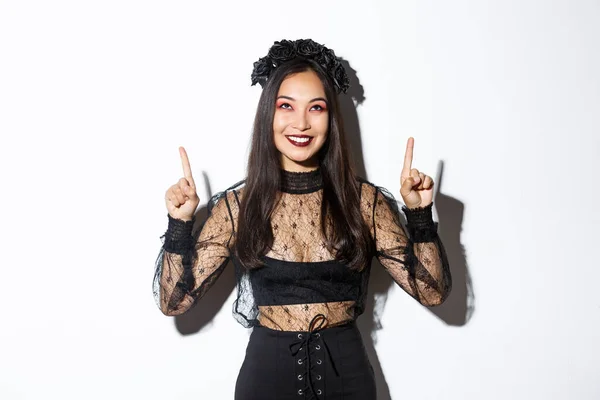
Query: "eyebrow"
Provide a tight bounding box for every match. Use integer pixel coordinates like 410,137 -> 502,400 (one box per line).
277,95 -> 328,103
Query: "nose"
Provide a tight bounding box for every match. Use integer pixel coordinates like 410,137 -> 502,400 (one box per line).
292,112 -> 311,132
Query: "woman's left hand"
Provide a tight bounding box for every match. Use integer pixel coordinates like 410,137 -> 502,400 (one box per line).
400,137 -> 434,209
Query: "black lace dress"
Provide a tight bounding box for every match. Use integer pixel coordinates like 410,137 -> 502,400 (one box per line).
153,168 -> 451,400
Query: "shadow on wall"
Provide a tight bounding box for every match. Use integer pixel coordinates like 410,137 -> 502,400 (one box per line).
340,59 -> 474,400
172,59 -> 475,400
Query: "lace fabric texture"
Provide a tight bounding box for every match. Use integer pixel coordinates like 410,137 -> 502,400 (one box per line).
153,170 -> 451,331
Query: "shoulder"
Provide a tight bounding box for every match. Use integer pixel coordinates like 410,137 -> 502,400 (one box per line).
354,176 -> 396,202
354,176 -> 403,220
224,179 -> 246,205
207,179 -> 246,213
355,178 -> 377,216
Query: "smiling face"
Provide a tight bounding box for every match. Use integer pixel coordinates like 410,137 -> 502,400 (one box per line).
272,69 -> 329,172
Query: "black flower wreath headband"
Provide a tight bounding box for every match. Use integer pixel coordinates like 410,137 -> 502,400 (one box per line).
251,39 -> 350,94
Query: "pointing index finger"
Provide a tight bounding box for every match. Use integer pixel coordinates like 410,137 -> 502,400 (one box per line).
179,146 -> 195,187
402,137 -> 414,176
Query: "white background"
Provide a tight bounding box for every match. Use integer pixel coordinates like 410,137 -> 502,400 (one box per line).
1,1 -> 599,399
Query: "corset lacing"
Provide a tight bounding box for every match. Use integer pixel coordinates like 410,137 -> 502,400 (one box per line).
289,314 -> 339,398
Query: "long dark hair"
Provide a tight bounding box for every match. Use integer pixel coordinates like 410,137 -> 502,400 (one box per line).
235,57 -> 373,271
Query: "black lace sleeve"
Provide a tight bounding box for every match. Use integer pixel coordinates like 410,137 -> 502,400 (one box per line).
153,190 -> 235,316
371,186 -> 452,306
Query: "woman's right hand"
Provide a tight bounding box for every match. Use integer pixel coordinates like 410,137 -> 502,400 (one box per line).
165,146 -> 200,221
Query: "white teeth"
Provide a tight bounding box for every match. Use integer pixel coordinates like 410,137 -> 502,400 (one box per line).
288,136 -> 311,143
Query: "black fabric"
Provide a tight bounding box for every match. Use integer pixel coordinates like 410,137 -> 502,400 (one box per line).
162,214 -> 195,254
401,203 -> 438,243
154,171 -> 452,326
234,320 -> 376,400
154,169 -> 451,399
250,256 -> 362,306
280,168 -> 323,194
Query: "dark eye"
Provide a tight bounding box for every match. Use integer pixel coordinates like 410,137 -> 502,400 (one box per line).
279,103 -> 292,110
311,104 -> 325,111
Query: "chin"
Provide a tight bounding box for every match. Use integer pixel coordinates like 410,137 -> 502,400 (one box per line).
288,151 -> 317,163
282,153 -> 318,168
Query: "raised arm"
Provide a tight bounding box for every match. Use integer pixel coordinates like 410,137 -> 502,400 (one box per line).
360,137 -> 451,306
152,147 -> 236,316
368,186 -> 451,306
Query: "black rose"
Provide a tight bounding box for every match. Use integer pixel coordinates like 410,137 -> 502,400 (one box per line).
251,39 -> 350,95
295,39 -> 321,57
332,62 -> 350,93
268,40 -> 296,61
251,56 -> 273,86
315,49 -> 334,71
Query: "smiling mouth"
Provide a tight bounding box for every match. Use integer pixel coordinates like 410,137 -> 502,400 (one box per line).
286,135 -> 313,147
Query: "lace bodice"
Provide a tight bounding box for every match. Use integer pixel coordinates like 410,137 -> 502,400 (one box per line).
153,169 -> 451,331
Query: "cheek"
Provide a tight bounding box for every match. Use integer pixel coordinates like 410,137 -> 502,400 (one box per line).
273,111 -> 291,133
312,113 -> 329,136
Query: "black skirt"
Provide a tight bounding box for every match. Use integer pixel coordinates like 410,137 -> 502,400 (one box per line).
234,317 -> 377,400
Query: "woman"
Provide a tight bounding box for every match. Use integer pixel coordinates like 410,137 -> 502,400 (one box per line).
154,39 -> 451,400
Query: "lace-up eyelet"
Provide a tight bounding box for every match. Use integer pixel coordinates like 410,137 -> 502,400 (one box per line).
297,359 -> 303,365
315,345 -> 321,350
316,374 -> 322,380
297,374 -> 303,380
297,333 -> 303,339
316,359 -> 322,365
315,332 -> 320,338
298,389 -> 303,395
317,389 -> 322,395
